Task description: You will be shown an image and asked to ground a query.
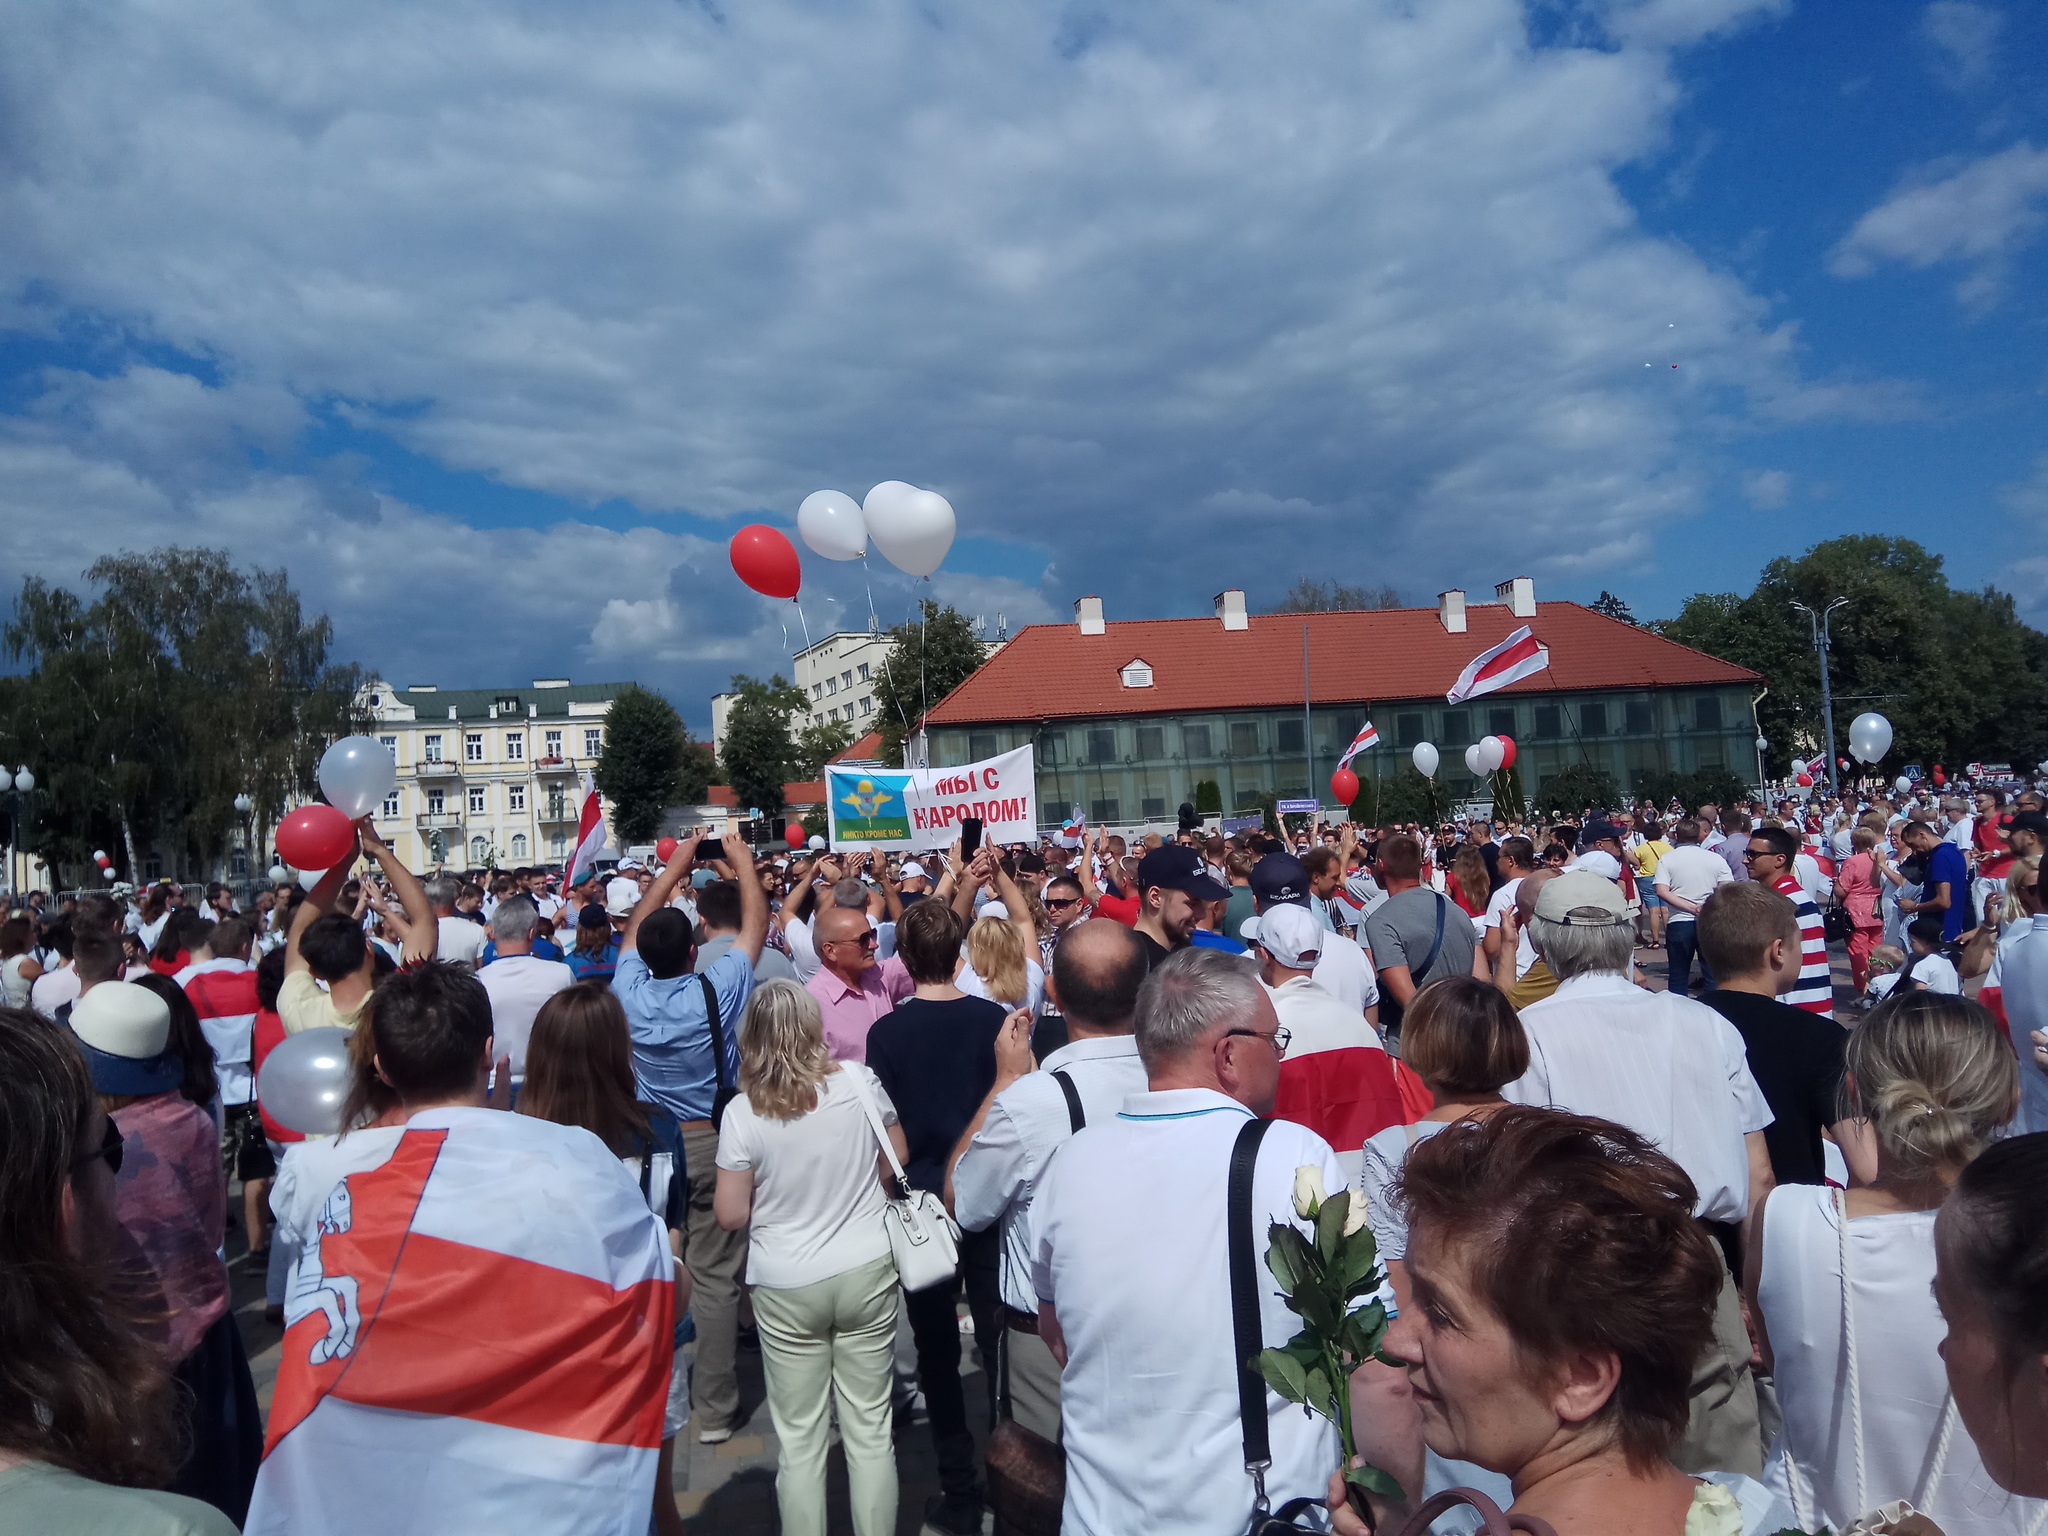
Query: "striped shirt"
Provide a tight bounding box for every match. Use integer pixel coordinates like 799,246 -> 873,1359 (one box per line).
1773,875 -> 1834,1015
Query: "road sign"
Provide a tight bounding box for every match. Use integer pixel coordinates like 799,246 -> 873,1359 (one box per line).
1277,799 -> 1320,815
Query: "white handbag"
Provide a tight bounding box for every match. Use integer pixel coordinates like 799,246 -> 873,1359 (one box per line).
846,1067 -> 960,1293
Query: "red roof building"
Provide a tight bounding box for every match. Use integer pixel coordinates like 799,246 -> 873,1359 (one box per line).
915,584 -> 1760,827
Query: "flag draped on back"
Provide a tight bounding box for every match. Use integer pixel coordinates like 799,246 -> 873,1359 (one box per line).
1446,626 -> 1549,704
247,1107 -> 674,1536
564,772 -> 608,891
1336,721 -> 1379,770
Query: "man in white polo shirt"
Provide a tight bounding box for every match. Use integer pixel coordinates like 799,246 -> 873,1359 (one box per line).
1029,948 -> 1417,1536
476,895 -> 574,1082
945,919 -> 1151,1443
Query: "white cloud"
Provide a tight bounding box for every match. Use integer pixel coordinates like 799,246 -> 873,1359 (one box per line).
1742,468 -> 1792,508
1923,2 -> 2002,90
0,0 -> 1879,714
1999,453 -> 2048,521
1832,142 -> 2048,307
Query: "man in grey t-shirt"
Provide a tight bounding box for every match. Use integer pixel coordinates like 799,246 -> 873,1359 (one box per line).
1361,832 -> 1476,1038
694,879 -> 799,983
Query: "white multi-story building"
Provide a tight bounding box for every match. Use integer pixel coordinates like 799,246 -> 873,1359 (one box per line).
359,677 -> 626,871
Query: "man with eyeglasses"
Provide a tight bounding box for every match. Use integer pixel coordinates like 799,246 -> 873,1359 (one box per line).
1742,826 -> 1834,1015
802,901 -> 912,1065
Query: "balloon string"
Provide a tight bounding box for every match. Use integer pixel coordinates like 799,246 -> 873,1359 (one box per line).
794,597 -> 812,652
862,555 -> 881,635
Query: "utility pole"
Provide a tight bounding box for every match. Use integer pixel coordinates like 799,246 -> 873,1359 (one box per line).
1792,599 -> 1848,793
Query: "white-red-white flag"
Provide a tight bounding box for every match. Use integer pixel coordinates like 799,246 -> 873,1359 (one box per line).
247,1108 -> 675,1536
1446,626 -> 1549,704
564,772 -> 607,890
1336,721 -> 1380,770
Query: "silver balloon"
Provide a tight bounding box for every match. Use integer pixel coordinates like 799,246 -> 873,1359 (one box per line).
318,735 -> 398,820
796,490 -> 868,561
1895,776 -> 1912,794
268,864 -> 290,883
1847,712 -> 1893,764
257,1026 -> 354,1134
1411,741 -> 1439,777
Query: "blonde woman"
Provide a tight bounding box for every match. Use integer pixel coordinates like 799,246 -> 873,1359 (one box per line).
712,980 -> 906,1536
959,913 -> 1046,1013
1747,992 -> 2041,1536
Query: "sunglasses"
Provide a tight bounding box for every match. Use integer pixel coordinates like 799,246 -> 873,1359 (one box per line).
75,1115 -> 123,1176
827,931 -> 879,948
1043,897 -> 1081,911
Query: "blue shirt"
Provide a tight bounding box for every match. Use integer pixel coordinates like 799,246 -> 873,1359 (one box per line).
1926,841 -> 1972,942
1189,927 -> 1248,955
481,936 -> 564,965
565,938 -> 623,985
615,949 -> 755,1122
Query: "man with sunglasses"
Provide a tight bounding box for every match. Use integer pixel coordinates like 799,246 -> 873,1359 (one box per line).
803,901 -> 912,1065
1742,826 -> 1833,1015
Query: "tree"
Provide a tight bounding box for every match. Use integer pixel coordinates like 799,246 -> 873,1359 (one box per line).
1192,778 -> 1223,815
1589,591 -> 1636,624
1660,535 -> 2048,777
1532,761 -> 1622,818
1630,766 -> 1750,815
793,718 -> 854,780
595,685 -> 705,844
720,673 -> 808,818
869,601 -> 992,767
1348,767 -> 1440,827
1267,579 -> 1403,614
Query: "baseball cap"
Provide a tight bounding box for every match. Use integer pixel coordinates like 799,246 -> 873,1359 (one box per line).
606,891 -> 639,917
1249,852 -> 1309,908
1533,870 -> 1632,928
977,900 -> 1012,921
1580,819 -> 1625,843
900,860 -> 930,881
2005,810 -> 2048,840
1137,845 -> 1229,902
1247,903 -> 1323,969
70,981 -> 181,1096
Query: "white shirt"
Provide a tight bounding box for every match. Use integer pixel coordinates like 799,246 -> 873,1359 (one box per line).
1300,924 -> 1377,1011
1999,915 -> 2048,1135
715,1063 -> 897,1290
1792,851 -> 1832,906
1030,1089 -> 1344,1536
959,957 -> 1046,1016
29,962 -> 80,1018
1944,816 -> 1974,851
954,1034 -> 1148,1314
1868,952 -> 1961,999
476,953 -> 575,1078
1504,972 -> 1773,1223
436,915 -> 486,969
1571,849 -> 1623,881
1483,876 -> 1536,979
1656,843 -> 1734,915
1268,973 -> 1382,1059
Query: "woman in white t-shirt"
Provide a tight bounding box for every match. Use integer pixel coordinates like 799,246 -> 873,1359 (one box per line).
957,911 -> 1045,1015
714,980 -> 904,1536
1748,993 -> 2039,1536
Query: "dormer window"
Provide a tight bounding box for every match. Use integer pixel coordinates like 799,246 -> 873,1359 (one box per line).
1120,659 -> 1154,688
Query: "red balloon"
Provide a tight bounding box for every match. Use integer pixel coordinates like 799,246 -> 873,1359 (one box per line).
276,803 -> 356,871
1933,764 -> 1946,787
784,822 -> 807,849
1795,773 -> 1812,787
1329,767 -> 1359,805
729,524 -> 802,600
1497,736 -> 1517,769
655,837 -> 679,863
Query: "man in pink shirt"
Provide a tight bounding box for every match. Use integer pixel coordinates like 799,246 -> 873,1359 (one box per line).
803,903 -> 912,1062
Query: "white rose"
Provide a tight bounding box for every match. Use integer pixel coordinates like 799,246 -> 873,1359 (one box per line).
1292,1165 -> 1328,1221
1342,1190 -> 1369,1237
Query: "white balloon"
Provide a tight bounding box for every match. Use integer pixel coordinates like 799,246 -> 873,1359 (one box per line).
865,482 -> 956,577
1895,776 -> 1912,794
797,490 -> 868,561
1412,741 -> 1439,778
257,1026 -> 353,1134
1478,735 -> 1506,773
1463,743 -> 1484,777
1847,712 -> 1893,764
268,864 -> 290,883
318,736 -> 398,820
92,849 -> 107,861
299,867 -> 324,890
101,868 -> 117,880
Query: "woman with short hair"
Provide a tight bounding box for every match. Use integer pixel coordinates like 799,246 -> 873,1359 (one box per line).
713,979 -> 905,1536
1749,993 -> 2040,1536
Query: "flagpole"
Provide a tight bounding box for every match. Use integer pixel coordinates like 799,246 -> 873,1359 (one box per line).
1302,623 -> 1314,827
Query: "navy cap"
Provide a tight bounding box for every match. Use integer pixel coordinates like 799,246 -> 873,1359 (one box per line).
1580,819 -> 1625,844
1137,845 -> 1229,903
1249,852 -> 1310,908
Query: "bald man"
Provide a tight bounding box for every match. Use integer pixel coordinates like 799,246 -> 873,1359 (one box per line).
803,902 -> 913,1063
1493,866 -> 1562,1008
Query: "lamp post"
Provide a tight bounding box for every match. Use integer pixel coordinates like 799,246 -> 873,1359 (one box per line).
2,766 -> 34,900
1754,735 -> 1768,795
1791,598 -> 1849,794
233,792 -> 254,907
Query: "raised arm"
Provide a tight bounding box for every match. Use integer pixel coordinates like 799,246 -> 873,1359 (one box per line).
362,818 -> 436,964
285,838 -> 358,976
987,858 -> 1038,961
726,832 -> 769,964
623,835 -> 700,953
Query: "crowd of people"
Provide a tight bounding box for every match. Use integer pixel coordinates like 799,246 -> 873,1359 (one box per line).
3,769 -> 2047,1536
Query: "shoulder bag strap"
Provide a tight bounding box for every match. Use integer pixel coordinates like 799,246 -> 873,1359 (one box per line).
698,974 -> 730,1092
1410,893 -> 1449,987
844,1067 -> 911,1190
1051,1069 -> 1084,1134
1228,1115 -> 1278,1510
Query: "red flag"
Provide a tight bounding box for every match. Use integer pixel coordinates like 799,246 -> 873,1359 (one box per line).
563,772 -> 607,891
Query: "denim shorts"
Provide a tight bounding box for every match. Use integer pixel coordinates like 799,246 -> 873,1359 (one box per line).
1638,888 -> 1663,909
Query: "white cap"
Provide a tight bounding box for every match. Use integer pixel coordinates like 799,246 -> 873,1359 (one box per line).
1569,849 -> 1623,881
1249,903 -> 1323,969
978,901 -> 1011,921
71,980 -> 171,1058
900,860 -> 929,880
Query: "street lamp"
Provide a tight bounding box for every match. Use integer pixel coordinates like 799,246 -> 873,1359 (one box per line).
1791,598 -> 1849,794
1754,735 -> 1768,794
233,793 -> 254,905
3,766 -> 34,900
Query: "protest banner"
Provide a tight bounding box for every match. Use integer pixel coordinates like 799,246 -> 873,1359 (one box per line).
826,746 -> 1037,852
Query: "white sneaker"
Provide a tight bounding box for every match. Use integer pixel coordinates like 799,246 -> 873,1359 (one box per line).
698,1424 -> 733,1445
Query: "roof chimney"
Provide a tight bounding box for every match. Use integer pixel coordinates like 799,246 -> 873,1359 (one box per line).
1214,588 -> 1248,631
1075,595 -> 1105,636
1495,576 -> 1535,618
1438,589 -> 1467,634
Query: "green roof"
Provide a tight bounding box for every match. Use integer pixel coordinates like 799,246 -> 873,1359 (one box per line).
375,681 -> 629,722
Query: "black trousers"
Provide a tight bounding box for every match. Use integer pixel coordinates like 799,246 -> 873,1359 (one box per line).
903,1224 -> 1005,1497
168,1308 -> 263,1526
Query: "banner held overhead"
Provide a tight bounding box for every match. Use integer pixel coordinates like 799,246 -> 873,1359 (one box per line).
826,746 -> 1037,852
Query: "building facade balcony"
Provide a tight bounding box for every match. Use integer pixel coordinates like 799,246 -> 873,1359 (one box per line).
416,812 -> 465,830
414,758 -> 462,778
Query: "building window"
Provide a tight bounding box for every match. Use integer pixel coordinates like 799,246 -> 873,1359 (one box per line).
1234,787 -> 1263,809
1183,723 -> 1212,758
857,662 -> 870,681
505,732 -> 523,761
1488,708 -> 1516,738
508,785 -> 526,812
379,733 -> 399,758
1532,705 -> 1561,740
859,695 -> 873,715
1090,798 -> 1120,823
424,733 -> 444,763
381,791 -> 401,820
813,684 -> 823,700
510,834 -> 528,859
470,836 -> 490,866
427,788 -> 445,814
1229,722 -> 1260,757
1120,659 -> 1153,688
1626,701 -> 1654,735
584,728 -> 602,757
549,833 -> 567,860
1442,710 -> 1469,744
544,729 -> 562,759
969,732 -> 998,760
1087,728 -> 1117,763
1580,703 -> 1606,737
1135,725 -> 1165,760
1695,695 -> 1723,729
468,786 -> 487,815
465,732 -> 484,762
1277,719 -> 1304,754
546,789 -> 567,820
1395,713 -> 1424,747
827,677 -> 839,695
1141,795 -> 1166,819
841,670 -> 853,688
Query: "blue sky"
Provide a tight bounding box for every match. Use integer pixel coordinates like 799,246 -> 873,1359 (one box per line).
2,0 -> 2046,733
